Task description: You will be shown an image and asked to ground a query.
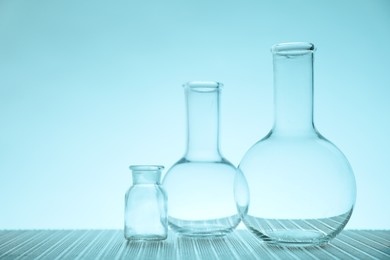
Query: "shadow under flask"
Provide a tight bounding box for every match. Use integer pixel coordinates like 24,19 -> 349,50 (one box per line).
239,42 -> 356,246
162,81 -> 249,237
124,165 -> 168,240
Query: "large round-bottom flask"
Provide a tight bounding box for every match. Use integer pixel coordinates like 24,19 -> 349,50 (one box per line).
162,81 -> 249,237
239,43 -> 356,246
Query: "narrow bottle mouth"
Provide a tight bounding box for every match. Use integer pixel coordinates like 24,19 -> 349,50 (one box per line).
183,81 -> 223,92
129,165 -> 164,171
271,42 -> 316,56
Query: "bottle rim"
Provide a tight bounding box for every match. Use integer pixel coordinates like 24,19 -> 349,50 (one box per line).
129,165 -> 164,171
183,81 -> 223,92
271,42 -> 316,55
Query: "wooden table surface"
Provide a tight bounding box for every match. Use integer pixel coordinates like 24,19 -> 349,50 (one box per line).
0,230 -> 389,259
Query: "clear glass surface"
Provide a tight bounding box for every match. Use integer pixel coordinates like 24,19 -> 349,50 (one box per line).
124,165 -> 168,241
239,42 -> 356,247
162,81 -> 249,237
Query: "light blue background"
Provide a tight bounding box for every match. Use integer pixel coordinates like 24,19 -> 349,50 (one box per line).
0,0 -> 389,229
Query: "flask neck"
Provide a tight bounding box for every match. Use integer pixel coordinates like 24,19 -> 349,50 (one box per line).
130,165 -> 163,185
271,43 -> 316,135
184,82 -> 222,161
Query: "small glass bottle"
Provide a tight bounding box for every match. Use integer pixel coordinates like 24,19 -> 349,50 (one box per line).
124,165 -> 168,241
239,42 -> 356,246
162,81 -> 249,237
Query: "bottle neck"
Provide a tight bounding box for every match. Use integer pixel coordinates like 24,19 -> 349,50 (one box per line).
272,44 -> 315,135
184,82 -> 222,161
129,165 -> 163,185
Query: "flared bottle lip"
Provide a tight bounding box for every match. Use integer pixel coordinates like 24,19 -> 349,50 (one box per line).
271,42 -> 316,55
183,81 -> 223,92
129,165 -> 164,171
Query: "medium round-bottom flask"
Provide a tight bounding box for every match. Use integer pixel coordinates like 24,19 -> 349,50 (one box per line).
162,82 -> 249,237
239,43 -> 356,247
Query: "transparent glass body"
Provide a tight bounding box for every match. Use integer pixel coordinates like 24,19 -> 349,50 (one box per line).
124,165 -> 168,241
239,43 -> 356,247
162,81 -> 249,237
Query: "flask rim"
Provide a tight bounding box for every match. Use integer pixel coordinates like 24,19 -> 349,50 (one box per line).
271,42 -> 316,55
129,165 -> 164,171
183,81 -> 223,92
